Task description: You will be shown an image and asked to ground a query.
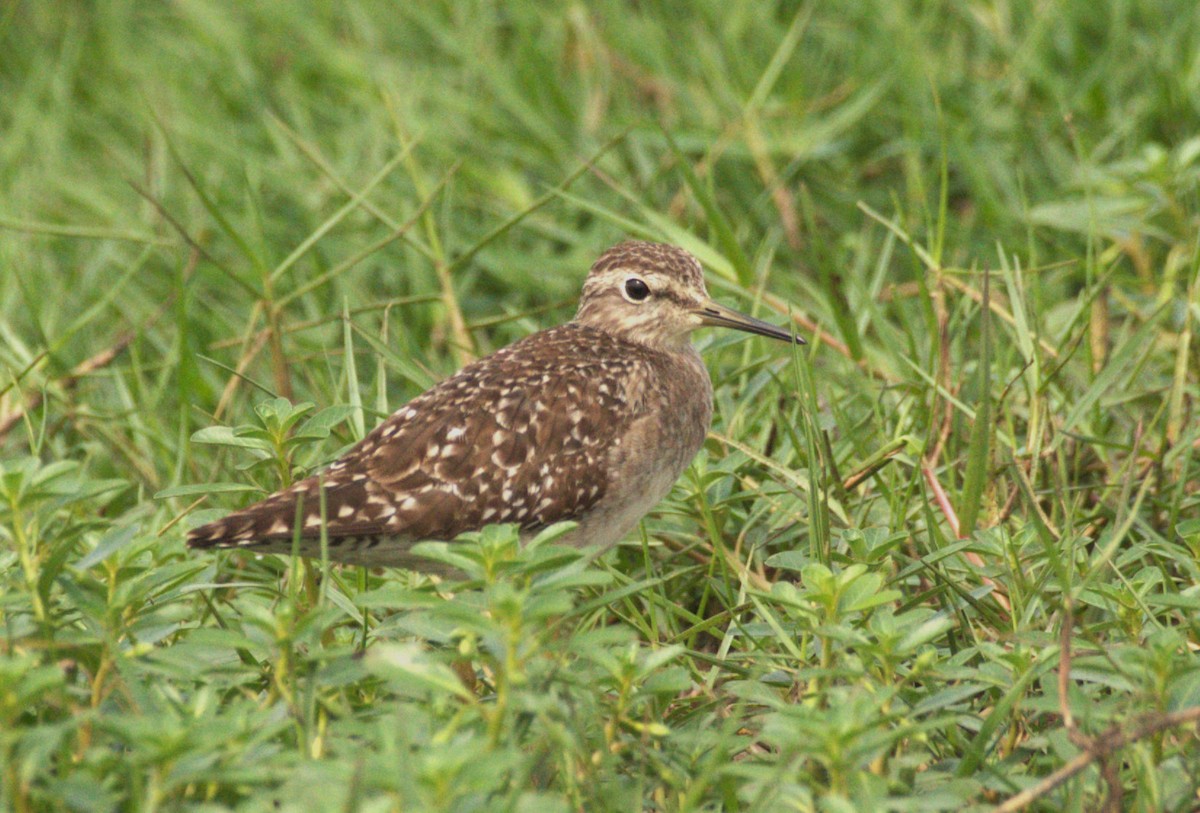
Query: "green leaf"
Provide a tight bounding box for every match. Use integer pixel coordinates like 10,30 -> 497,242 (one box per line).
291,405 -> 357,441
845,589 -> 903,614
76,524 -> 141,569
190,426 -> 273,451
342,299 -> 366,439
154,482 -> 262,499
959,266 -> 992,535
366,643 -> 473,700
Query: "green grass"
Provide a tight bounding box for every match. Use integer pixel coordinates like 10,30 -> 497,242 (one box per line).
3,1 -> 1200,810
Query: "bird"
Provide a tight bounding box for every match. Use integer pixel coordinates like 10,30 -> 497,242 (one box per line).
186,240 -> 804,570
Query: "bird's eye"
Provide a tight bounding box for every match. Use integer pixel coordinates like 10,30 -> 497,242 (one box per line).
623,277 -> 651,302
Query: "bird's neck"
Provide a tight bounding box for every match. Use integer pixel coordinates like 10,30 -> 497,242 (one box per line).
570,318 -> 694,354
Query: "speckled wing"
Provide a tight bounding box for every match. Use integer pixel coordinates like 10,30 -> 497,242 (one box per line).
186,324 -> 639,563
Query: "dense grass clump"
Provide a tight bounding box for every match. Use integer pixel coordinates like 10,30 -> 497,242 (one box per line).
2,1 -> 1199,810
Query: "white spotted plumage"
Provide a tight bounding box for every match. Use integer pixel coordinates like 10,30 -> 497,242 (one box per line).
187,240 -> 801,569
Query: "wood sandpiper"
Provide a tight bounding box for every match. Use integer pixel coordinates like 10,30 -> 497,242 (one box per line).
187,240 -> 804,568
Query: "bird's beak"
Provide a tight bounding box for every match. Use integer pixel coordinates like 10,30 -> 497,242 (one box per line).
694,300 -> 806,344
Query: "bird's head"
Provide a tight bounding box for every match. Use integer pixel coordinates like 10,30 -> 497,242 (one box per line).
574,240 -> 805,350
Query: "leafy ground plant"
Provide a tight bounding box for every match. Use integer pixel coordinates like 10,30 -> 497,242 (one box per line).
3,1 -> 1200,810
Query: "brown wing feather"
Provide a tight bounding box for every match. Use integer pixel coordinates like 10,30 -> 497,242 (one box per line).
186,324 -> 642,556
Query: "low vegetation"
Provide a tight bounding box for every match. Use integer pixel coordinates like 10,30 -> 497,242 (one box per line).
2,1 -> 1198,810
